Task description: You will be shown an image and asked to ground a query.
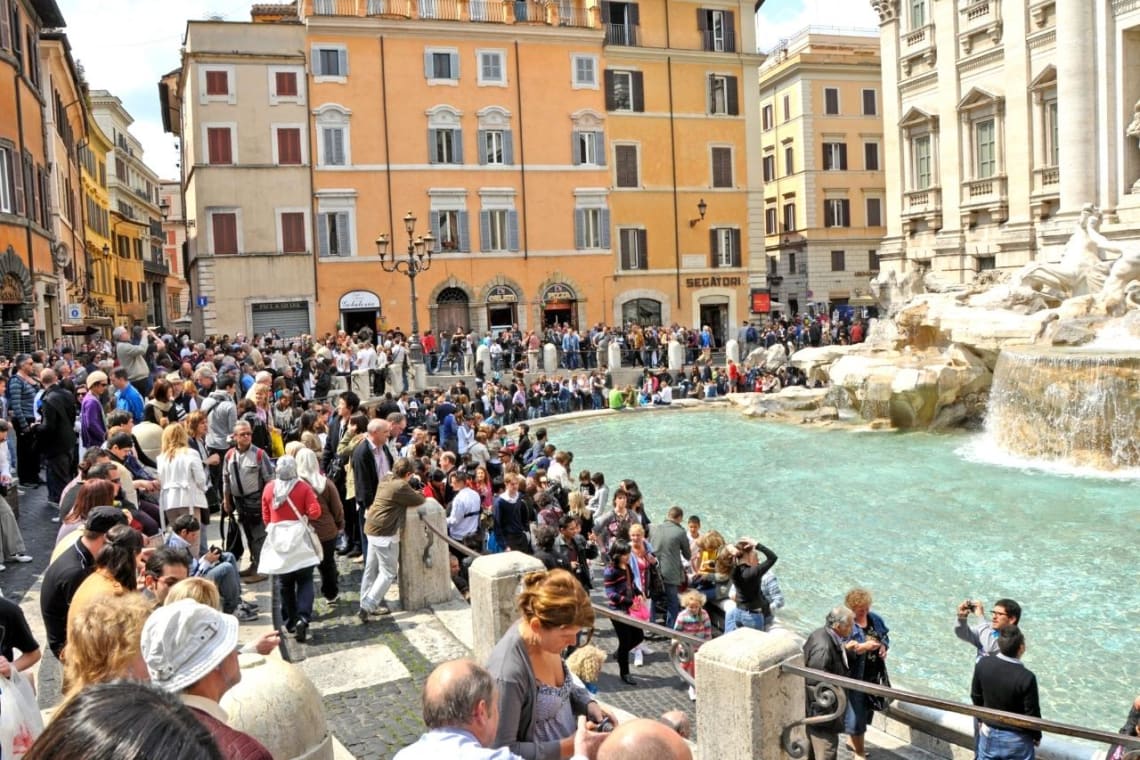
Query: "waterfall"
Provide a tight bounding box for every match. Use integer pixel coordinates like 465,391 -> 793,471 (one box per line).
984,348 -> 1140,470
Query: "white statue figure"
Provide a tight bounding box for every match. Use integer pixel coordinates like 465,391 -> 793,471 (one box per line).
1012,204 -> 1119,302
1101,243 -> 1140,314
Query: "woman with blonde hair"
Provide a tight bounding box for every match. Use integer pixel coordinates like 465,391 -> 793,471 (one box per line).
486,568 -> 614,759
63,582 -> 152,697
157,423 -> 208,544
164,577 -> 220,609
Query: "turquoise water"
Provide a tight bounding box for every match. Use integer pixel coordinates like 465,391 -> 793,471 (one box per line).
549,408 -> 1139,732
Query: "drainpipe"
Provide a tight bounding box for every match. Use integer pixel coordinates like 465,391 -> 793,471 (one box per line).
667,57 -> 681,306
13,66 -> 38,321
304,52 -> 319,333
514,40 -> 529,260
380,36 -> 395,252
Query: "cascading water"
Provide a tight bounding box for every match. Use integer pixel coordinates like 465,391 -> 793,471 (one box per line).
985,347 -> 1140,470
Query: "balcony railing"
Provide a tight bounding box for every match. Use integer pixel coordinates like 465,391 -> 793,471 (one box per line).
312,0 -> 358,12
606,22 -> 638,45
961,175 -> 1007,203
702,28 -> 736,52
468,0 -> 506,21
556,1 -> 590,26
310,0 -> 592,24
417,0 -> 462,19
144,259 -> 170,276
513,0 -> 545,22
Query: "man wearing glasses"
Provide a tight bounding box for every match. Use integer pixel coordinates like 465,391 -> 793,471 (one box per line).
222,421 -> 274,583
955,597 -> 1022,659
8,353 -> 42,488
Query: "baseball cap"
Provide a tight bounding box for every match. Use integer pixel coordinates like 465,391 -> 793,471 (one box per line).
85,506 -> 128,533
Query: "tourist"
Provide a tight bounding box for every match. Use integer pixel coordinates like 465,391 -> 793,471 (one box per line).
293,446 -> 344,603
803,606 -> 854,760
335,411 -> 370,559
165,514 -> 257,621
486,568 -> 615,759
554,515 -> 596,590
493,473 -> 530,553
970,626 -> 1041,760
447,470 -> 482,545
723,538 -> 779,634
955,597 -> 1021,659
359,457 -> 426,620
185,411 -> 222,516
112,367 -> 146,424
141,546 -> 192,607
625,524 -> 658,666
597,718 -> 692,760
1106,696 -> 1140,760
67,523 -> 143,629
673,590 -> 712,701
352,418 -> 393,554
0,592 -> 40,685
38,368 -> 78,509
658,710 -> 692,741
649,506 -> 690,629
594,490 -> 634,555
604,540 -> 645,686
222,419 -> 275,583
62,592 -> 153,697
142,600 -> 274,760
0,420 -> 32,567
261,455 -> 322,643
157,422 -> 209,540
843,588 -> 891,758
24,680 -> 225,760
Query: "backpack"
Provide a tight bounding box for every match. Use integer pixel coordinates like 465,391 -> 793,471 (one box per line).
746,325 -> 758,343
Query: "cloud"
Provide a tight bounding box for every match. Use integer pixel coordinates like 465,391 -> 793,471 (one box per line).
755,0 -> 881,52
57,0 -> 235,179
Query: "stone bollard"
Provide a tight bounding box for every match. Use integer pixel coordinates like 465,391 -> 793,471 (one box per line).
222,652 -> 333,760
476,344 -> 492,377
542,343 -> 559,372
668,339 -> 684,371
412,361 -> 427,392
726,338 -> 740,364
607,340 -> 622,369
696,628 -> 805,760
468,551 -> 545,663
399,499 -> 453,611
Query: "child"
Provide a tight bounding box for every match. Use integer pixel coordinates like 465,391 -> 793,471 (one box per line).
673,589 -> 713,701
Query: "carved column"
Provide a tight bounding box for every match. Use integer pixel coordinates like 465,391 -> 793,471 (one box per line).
1056,1 -> 1096,215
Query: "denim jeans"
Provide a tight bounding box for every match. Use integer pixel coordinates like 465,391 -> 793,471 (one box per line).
205,554 -> 242,613
977,726 -> 1036,760
662,583 -> 682,629
725,607 -> 765,633
360,538 -> 400,612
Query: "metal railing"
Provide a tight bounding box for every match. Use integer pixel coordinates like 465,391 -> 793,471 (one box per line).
780,663 -> 1140,760
605,22 -> 638,45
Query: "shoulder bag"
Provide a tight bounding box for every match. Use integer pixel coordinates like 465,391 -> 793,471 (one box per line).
258,495 -> 322,575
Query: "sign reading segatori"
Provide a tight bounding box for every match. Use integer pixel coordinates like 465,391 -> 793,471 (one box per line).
684,276 -> 743,288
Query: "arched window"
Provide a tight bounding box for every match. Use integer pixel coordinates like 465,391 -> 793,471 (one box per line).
436,287 -> 470,333
621,298 -> 662,327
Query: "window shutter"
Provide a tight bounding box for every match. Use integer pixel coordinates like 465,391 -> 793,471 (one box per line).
453,129 -> 463,164
480,210 -> 491,251
503,131 -> 514,165
213,213 -> 237,255
726,76 -> 739,115
600,1 -> 612,24
724,11 -> 735,49
604,70 -> 617,110
477,130 -> 487,165
839,143 -> 848,170
709,229 -> 718,267
732,229 -> 741,267
275,71 -> 296,97
11,150 -> 23,216
637,229 -> 647,268
338,50 -> 348,76
507,210 -> 520,251
595,133 -> 606,166
842,200 -> 851,227
696,9 -> 707,30
317,213 -> 330,257
428,129 -> 438,163
423,51 -> 434,79
282,213 -> 305,253
335,211 -> 351,255
450,52 -> 460,79
430,211 -> 442,252
632,72 -> 645,112
574,209 -> 585,250
620,231 -> 633,269
571,131 -> 581,165
0,1 -> 9,51
628,3 -> 639,25
600,209 -> 611,249
458,211 -> 470,252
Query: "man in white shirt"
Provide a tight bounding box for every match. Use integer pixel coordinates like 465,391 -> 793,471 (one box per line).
447,471 -> 482,543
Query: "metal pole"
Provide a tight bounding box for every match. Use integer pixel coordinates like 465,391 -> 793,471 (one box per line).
408,269 -> 420,360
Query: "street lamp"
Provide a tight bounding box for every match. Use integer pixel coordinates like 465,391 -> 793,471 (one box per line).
376,210 -> 435,361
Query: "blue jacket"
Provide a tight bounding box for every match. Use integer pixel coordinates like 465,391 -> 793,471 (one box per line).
116,383 -> 146,423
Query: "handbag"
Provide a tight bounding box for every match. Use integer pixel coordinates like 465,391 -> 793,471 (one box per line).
629,595 -> 651,622
866,661 -> 892,712
0,670 -> 44,758
223,513 -> 244,559
258,496 -> 322,574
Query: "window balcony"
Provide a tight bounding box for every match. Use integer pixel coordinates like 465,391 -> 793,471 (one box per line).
308,0 -> 593,24
957,0 -> 1002,55
513,0 -> 546,22
1030,166 -> 1060,220
311,0 -> 359,13
960,175 -> 1008,226
416,0 -> 462,20
144,259 -> 170,276
468,0 -> 506,21
701,28 -> 736,53
901,23 -> 936,76
902,186 -> 943,233
606,23 -> 638,46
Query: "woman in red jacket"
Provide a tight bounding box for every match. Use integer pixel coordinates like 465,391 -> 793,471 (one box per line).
260,455 -> 322,643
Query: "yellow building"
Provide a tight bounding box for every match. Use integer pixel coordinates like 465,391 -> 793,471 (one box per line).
604,0 -> 765,340
756,28 -> 884,317
79,111 -> 117,329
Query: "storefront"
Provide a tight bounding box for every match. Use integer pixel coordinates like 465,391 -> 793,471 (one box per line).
485,285 -> 519,335
250,300 -> 311,340
339,290 -> 381,337
541,282 -> 577,328
0,247 -> 35,354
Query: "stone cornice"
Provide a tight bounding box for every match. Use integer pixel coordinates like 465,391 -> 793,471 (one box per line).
870,0 -> 899,25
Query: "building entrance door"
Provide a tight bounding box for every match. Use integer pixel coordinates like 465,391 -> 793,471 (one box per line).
699,303 -> 728,347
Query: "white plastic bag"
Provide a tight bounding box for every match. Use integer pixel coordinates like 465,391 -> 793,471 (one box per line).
0,670 -> 44,758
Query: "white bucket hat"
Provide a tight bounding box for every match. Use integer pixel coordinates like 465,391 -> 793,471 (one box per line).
142,599 -> 239,694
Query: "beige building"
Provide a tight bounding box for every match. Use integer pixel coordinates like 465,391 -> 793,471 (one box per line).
757,28 -> 884,317
160,20 -> 315,338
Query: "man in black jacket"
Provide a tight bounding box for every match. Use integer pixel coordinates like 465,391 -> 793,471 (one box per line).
351,418 -> 392,552
803,606 -> 854,760
38,369 -> 77,509
324,391 -> 359,556
971,626 -> 1041,760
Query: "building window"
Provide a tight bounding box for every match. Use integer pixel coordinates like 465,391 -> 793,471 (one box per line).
782,94 -> 791,121
479,129 -> 512,165
205,126 -> 234,165
480,208 -> 518,252
765,207 -> 777,235
866,197 -> 882,227
762,104 -> 773,131
573,131 -> 605,166
831,250 -> 845,272
862,89 -> 877,116
913,135 -> 932,189
205,70 -> 229,97
619,227 -> 647,270
975,118 -> 996,178
428,105 -> 464,164
708,74 -> 739,116
430,129 -> 462,164
823,142 -> 847,171
785,146 -> 794,175
698,9 -> 735,52
279,211 -> 307,253
430,208 -> 470,252
315,106 -> 351,167
272,70 -> 299,99
477,50 -> 505,86
274,127 -> 304,166
869,250 -> 880,271
0,146 -> 11,213
425,49 -> 460,82
824,87 -> 839,115
602,1 -> 640,46
711,227 -> 741,268
605,70 -> 643,112
313,46 -> 348,79
622,298 -> 662,326
786,252 -> 796,274
210,211 -> 239,255
782,202 -> 795,232
762,154 -> 775,182
910,0 -> 925,29
711,146 -> 733,188
1046,100 -> 1058,166
615,144 -> 639,187
317,206 -> 354,257
977,255 -> 996,271
575,207 -> 610,250
572,55 -> 597,88
864,142 -> 880,171
825,199 -> 851,227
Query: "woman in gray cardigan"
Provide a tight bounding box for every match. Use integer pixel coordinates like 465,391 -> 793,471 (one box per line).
486,569 -> 614,760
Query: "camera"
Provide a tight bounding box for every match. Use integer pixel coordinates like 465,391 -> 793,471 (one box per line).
964,599 -> 979,613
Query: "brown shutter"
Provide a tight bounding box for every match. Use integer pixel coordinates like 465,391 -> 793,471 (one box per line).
732,229 -> 741,267
275,71 -> 298,97
726,76 -> 739,115
709,229 -> 718,268
281,212 -> 306,253
632,71 -> 645,112
205,70 -> 228,96
208,128 -> 232,165
277,128 -> 301,165
604,69 -> 616,111
213,213 -> 237,255
0,0 -> 10,51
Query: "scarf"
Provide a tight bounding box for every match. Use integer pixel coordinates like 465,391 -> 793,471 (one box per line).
272,455 -> 300,508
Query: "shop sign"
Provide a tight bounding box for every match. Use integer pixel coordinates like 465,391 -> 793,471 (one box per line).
684,276 -> 743,288
339,290 -> 381,311
0,275 -> 23,305
542,283 -> 576,302
253,300 -> 307,312
486,285 -> 518,304
750,290 -> 771,313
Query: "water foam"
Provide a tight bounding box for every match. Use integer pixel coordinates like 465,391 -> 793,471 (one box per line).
956,435 -> 1140,481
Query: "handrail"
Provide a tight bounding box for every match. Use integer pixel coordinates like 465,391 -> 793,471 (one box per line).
779,662 -> 1140,760
416,514 -> 701,684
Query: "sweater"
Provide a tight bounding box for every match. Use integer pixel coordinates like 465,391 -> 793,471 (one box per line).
971,655 -> 1042,740
184,697 -> 273,760
364,476 -> 426,537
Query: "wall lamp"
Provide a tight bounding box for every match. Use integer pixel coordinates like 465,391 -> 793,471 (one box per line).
689,198 -> 708,227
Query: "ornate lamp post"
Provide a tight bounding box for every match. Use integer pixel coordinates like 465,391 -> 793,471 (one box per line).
376,210 -> 434,361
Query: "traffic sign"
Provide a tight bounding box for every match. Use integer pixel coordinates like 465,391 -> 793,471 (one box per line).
196,296 -> 208,308
66,303 -> 83,320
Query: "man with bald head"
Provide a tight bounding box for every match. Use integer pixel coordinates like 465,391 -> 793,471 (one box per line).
597,718 -> 692,760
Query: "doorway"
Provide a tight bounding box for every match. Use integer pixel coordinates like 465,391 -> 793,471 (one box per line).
487,304 -> 516,335
699,303 -> 728,347
436,287 -> 470,334
342,309 -> 378,338
543,305 -> 573,329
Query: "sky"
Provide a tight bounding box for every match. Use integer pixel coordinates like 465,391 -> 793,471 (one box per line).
54,0 -> 879,181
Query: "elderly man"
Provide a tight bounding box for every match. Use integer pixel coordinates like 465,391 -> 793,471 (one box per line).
7,352 -> 41,487
802,606 -> 854,760
114,325 -> 155,397
222,420 -> 275,582
358,457 -> 424,620
352,417 -> 392,546
142,600 -> 273,759
597,718 -> 692,760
